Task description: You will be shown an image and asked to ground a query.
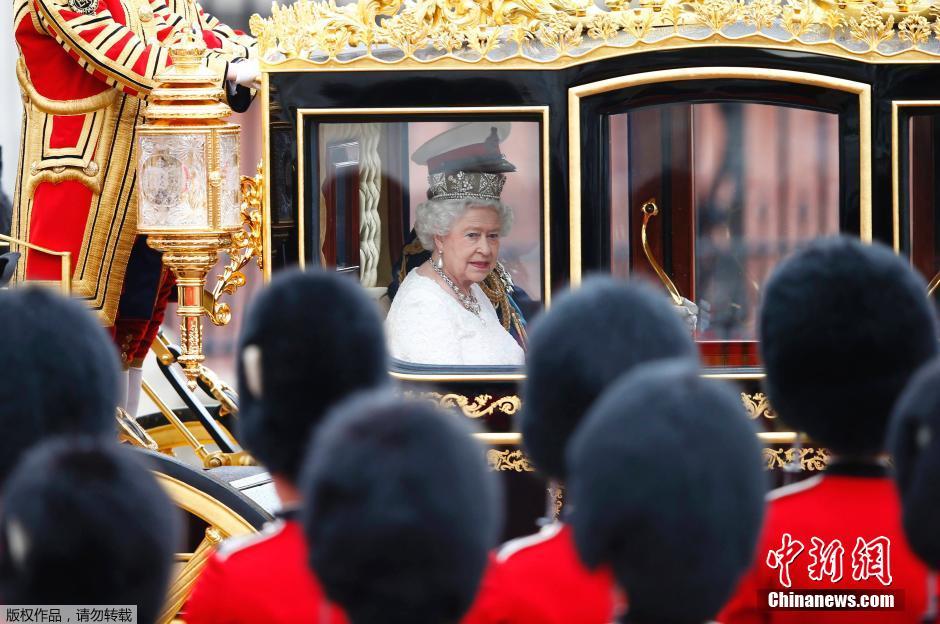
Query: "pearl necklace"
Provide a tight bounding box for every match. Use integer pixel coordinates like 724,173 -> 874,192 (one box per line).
431,262 -> 482,318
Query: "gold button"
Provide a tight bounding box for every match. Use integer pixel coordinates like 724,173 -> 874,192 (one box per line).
139,6 -> 153,21
84,161 -> 99,176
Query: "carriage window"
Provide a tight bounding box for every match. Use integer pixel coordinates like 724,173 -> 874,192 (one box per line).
610,102 -> 840,364
313,119 -> 544,368
901,111 -> 940,295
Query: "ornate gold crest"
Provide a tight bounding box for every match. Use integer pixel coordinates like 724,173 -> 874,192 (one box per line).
251,0 -> 940,68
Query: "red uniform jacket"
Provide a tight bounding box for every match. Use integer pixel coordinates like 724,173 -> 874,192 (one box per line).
461,522 -> 617,624
12,0 -> 253,331
185,516 -> 347,624
718,464 -> 931,624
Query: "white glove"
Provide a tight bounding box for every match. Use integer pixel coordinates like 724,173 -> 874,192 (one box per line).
674,297 -> 699,335
226,58 -> 261,91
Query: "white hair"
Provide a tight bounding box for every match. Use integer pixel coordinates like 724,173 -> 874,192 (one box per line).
413,198 -> 514,251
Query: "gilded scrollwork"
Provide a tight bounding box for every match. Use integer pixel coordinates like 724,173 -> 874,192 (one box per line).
844,3 -> 896,50
488,448 -> 535,472
408,391 -> 522,419
205,164 -> 264,327
763,447 -> 830,471
251,0 -> 940,68
741,392 -> 777,420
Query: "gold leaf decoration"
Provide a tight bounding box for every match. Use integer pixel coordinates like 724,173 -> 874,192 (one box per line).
537,11 -> 584,52
623,8 -> 655,39
781,0 -> 816,37
252,0 -> 940,67
845,3 -> 895,50
898,14 -> 931,45
206,165 -> 264,327
763,447 -> 830,471
587,12 -> 620,40
741,392 -> 777,420
691,0 -> 742,32
407,392 -> 522,419
488,449 -> 535,471
744,0 -> 782,30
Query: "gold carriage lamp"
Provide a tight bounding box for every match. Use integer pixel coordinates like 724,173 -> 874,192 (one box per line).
136,29 -> 242,389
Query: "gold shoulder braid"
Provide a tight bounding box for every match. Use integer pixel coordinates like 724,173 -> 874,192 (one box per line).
398,238 -> 426,284
480,261 -> 528,349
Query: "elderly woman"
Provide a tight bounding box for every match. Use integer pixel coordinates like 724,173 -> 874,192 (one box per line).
386,123 -> 526,366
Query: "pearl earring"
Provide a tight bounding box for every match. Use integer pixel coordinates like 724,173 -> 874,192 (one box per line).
434,249 -> 444,270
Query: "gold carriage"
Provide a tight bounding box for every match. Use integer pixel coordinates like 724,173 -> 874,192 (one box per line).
246,0 -> 940,533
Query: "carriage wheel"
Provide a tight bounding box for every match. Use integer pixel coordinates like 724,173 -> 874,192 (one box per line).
136,449 -> 273,624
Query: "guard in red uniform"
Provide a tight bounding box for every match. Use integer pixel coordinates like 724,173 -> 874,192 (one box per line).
301,394 -> 503,624
718,237 -> 939,624
463,278 -> 698,624
568,361 -> 767,624
185,269 -> 389,624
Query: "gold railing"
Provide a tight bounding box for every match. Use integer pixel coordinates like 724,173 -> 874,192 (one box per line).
0,233 -> 71,295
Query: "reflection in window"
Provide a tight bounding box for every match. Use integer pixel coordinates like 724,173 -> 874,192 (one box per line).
611,102 -> 840,352
317,120 -> 543,367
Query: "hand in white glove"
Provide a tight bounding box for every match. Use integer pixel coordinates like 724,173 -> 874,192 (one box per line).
226,58 -> 261,91
674,296 -> 699,335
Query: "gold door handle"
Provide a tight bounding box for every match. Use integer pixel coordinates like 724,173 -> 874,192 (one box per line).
639,199 -> 684,306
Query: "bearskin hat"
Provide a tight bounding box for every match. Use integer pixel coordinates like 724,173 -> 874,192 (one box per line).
567,360 -> 766,624
301,393 -> 502,624
760,237 -> 937,455
236,269 -> 388,482
522,277 -> 697,480
889,356 -> 940,569
0,437 -> 180,624
0,287 -> 119,486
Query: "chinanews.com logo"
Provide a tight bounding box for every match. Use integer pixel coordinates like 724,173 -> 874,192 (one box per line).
762,534 -> 901,611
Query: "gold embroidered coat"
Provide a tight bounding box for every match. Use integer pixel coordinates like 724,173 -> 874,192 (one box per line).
12,0 -> 255,324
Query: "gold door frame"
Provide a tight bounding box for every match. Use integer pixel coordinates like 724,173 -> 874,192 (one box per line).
285,106 -> 552,309
890,100 -> 940,254
567,66 -> 874,284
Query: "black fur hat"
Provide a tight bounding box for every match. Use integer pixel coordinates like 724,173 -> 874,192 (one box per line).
0,287 -> 119,486
236,269 -> 388,482
522,277 -> 697,481
888,356 -> 940,568
301,394 -> 502,624
0,437 -> 181,624
567,360 -> 766,624
760,237 -> 937,455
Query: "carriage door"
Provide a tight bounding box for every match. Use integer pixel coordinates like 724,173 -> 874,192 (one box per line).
572,69 -> 871,367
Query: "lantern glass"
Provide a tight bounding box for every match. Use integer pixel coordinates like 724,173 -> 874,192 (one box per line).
219,132 -> 241,229
138,134 -> 209,229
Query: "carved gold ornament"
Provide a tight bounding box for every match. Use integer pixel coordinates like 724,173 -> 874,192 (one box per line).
741,391 -> 777,420
206,164 -> 265,327
252,0 -> 940,68
487,449 -> 536,472
408,391 -> 522,419
764,447 -> 830,471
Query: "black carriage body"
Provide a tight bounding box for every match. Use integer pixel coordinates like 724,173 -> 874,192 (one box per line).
262,44 -> 940,538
